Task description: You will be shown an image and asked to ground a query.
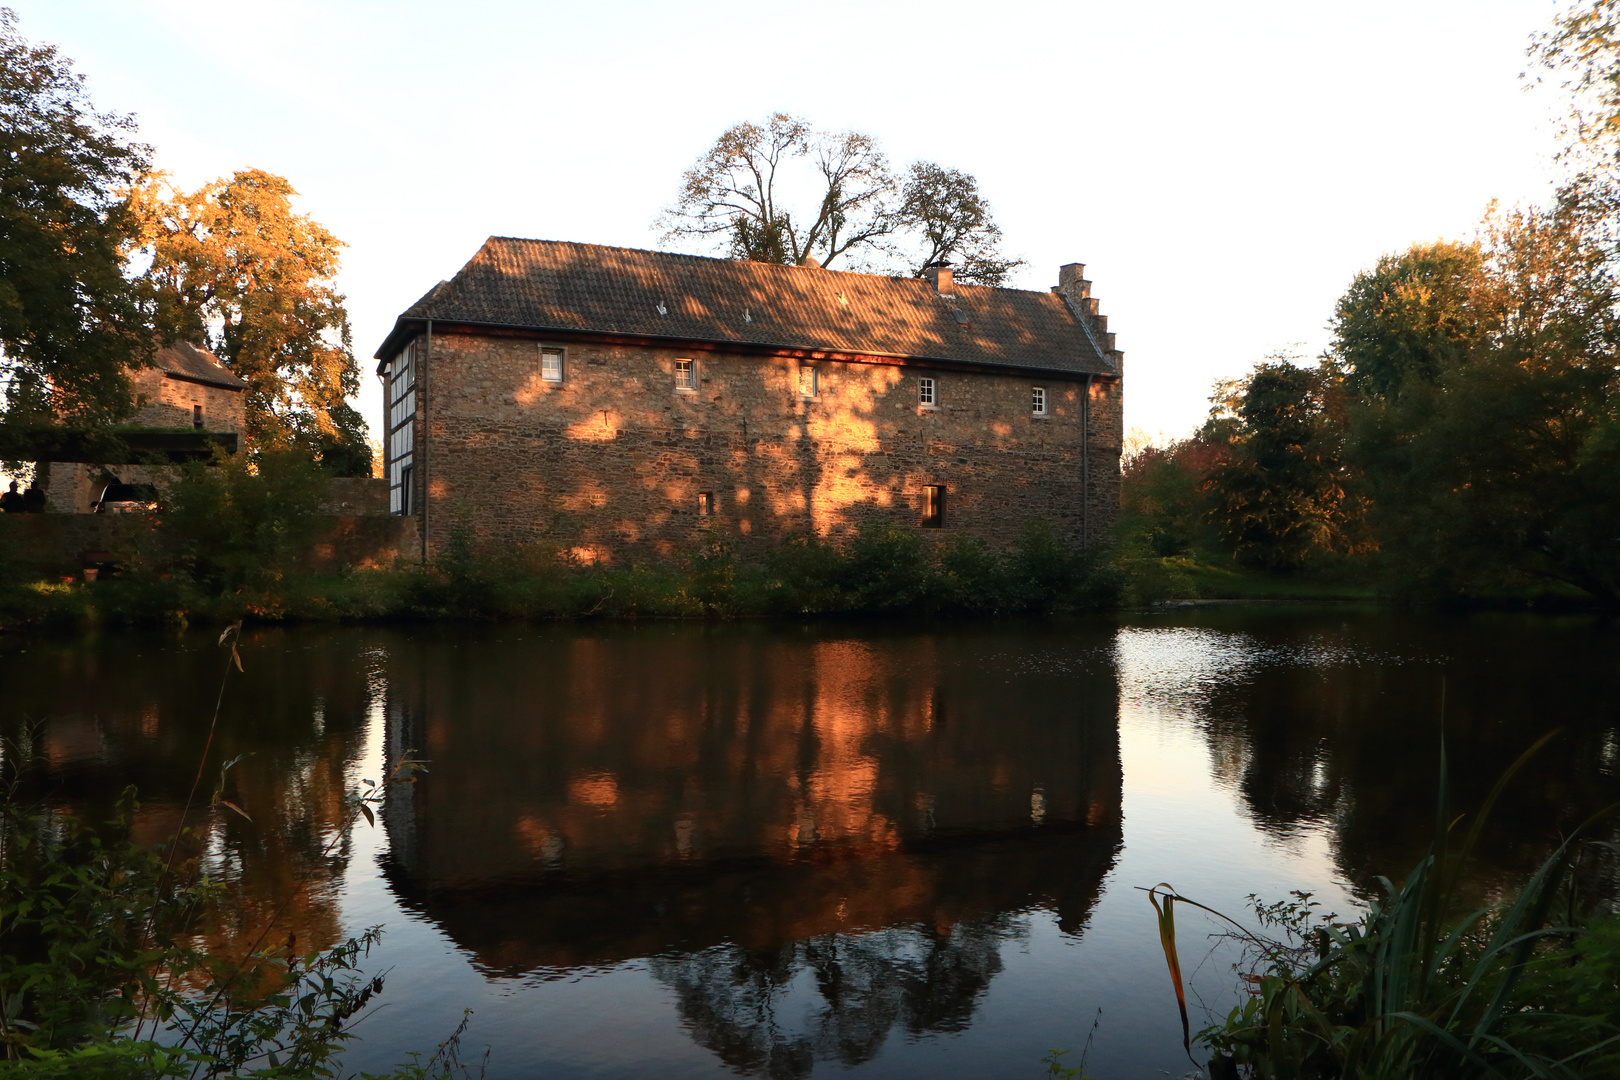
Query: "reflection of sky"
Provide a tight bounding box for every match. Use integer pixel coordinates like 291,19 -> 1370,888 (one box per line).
330,621 -> 1442,1080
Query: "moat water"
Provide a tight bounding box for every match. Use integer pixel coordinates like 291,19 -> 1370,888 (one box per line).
5,609 -> 1617,1078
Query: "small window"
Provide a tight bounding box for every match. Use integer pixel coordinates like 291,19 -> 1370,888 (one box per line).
799,364 -> 817,398
919,377 -> 936,407
675,358 -> 696,390
541,347 -> 564,382
192,404 -> 204,429
922,485 -> 945,528
399,464 -> 415,516
1032,387 -> 1046,415
698,492 -> 713,517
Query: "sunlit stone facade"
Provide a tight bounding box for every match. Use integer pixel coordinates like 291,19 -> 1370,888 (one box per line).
375,240 -> 1123,560
43,342 -> 248,513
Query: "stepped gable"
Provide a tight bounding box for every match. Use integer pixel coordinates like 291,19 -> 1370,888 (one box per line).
376,238 -> 1117,377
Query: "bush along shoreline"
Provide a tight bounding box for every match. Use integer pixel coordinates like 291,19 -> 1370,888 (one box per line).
0,519 -> 1124,631
0,450 -> 1118,630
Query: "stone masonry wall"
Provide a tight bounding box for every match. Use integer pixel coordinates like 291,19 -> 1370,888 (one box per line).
129,368 -> 247,434
411,330 -> 1122,562
43,372 -> 248,513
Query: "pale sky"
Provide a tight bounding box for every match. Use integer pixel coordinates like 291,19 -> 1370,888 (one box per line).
16,0 -> 1569,444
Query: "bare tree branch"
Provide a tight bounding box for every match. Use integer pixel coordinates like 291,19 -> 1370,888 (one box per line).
658,114 -> 1020,282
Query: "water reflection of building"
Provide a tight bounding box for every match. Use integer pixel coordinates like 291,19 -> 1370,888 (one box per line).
378,625 -> 1122,1075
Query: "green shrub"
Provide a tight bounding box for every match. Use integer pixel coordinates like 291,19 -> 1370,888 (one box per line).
157,449 -> 327,596
1153,737 -> 1620,1079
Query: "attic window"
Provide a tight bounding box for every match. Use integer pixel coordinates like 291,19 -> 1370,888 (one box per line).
919,377 -> 937,408
674,358 -> 696,390
540,347 -> 564,382
799,365 -> 818,398
1032,387 -> 1047,416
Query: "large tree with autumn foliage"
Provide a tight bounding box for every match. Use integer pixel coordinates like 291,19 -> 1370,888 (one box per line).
0,8 -> 152,428
130,169 -> 370,472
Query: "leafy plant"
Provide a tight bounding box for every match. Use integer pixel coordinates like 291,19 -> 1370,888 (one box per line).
1146,733 -> 1620,1078
0,627 -> 469,1079
156,448 -> 327,596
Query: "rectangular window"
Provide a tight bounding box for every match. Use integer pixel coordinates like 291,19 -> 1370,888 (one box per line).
919,377 -> 936,407
799,364 -> 817,398
1032,386 -> 1046,415
922,485 -> 945,528
541,346 -> 564,382
675,358 -> 696,390
192,404 -> 204,429
698,492 -> 713,517
386,340 -> 419,515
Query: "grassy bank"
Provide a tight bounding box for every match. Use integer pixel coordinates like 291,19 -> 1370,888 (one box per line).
0,521 -> 1124,630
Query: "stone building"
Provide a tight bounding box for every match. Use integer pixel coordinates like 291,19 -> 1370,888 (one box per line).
373,239 -> 1123,562
44,341 -> 248,512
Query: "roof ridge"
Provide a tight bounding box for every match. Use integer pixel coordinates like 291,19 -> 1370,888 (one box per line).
477,236 -> 1053,298
375,237 -> 1116,378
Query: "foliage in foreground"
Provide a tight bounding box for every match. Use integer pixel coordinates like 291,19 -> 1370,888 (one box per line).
1149,736 -> 1620,1079
0,516 -> 1122,629
0,676 -> 476,1078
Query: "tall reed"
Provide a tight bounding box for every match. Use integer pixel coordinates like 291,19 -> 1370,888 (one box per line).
1147,732 -> 1620,1079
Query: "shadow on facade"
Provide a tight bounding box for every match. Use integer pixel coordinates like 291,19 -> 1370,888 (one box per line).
375,622 -> 1123,1076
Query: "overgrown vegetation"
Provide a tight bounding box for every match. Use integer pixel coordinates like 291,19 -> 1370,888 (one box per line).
1147,735 -> 1620,1079
0,509 -> 1123,630
0,632 -> 480,1077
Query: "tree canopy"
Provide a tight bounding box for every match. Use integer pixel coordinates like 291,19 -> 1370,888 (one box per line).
1329,241 -> 1498,401
1202,358 -> 1356,572
130,169 -> 371,471
0,7 -> 152,427
660,112 -> 1023,286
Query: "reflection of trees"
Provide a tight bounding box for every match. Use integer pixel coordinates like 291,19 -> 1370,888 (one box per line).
654,915 -> 1016,1079
1176,611 -> 1620,895
0,627 -> 381,964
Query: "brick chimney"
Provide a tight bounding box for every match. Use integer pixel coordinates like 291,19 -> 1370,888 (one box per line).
922,263 -> 953,294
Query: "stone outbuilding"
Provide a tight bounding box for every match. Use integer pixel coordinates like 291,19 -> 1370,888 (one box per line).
44,341 -> 248,512
373,239 -> 1123,562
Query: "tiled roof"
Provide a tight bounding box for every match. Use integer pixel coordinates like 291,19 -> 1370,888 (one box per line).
156,342 -> 248,391
375,238 -> 1117,378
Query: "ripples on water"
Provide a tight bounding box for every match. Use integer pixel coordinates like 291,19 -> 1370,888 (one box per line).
3,609 -> 1616,1079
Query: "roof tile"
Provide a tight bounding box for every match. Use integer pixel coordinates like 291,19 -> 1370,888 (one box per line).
156,342 -> 248,391
377,238 -> 1116,377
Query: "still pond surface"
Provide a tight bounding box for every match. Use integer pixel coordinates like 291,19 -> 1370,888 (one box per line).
5,608 -> 1618,1078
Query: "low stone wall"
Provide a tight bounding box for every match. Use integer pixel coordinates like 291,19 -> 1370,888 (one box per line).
0,513 -> 419,577
320,477 -> 389,516
307,514 -> 420,572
